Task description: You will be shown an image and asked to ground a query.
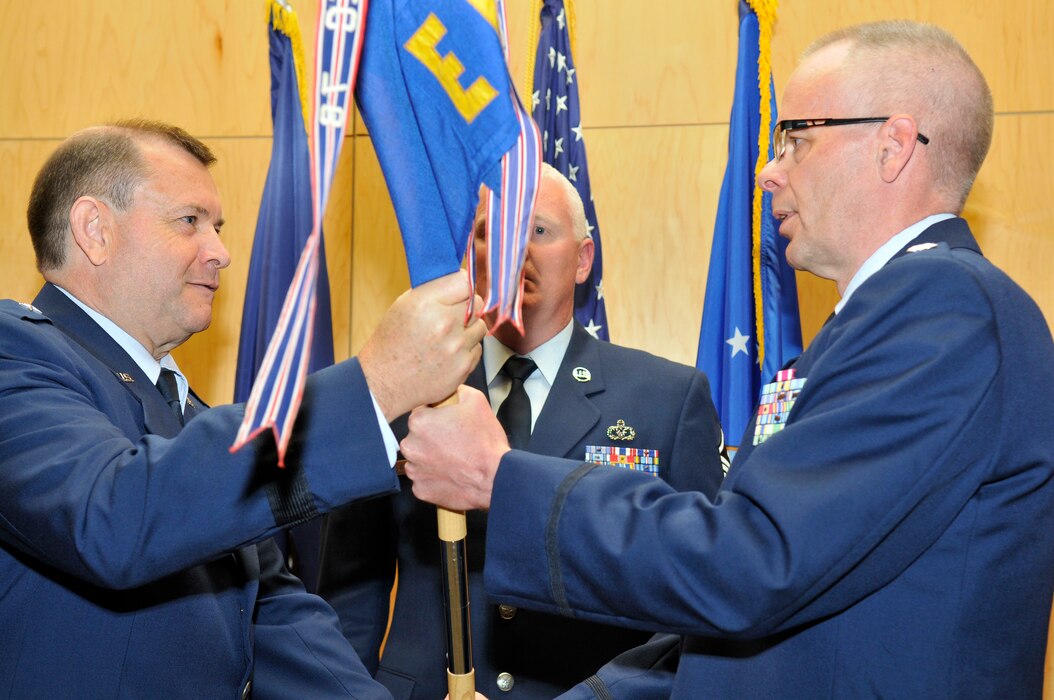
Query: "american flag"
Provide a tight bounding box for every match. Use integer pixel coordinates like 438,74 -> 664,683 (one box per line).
530,0 -> 609,340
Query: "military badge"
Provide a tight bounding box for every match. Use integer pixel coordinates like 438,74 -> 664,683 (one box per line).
585,445 -> 659,476
606,419 -> 636,441
752,367 -> 806,445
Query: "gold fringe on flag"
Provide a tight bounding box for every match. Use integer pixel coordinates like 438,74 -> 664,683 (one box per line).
267,0 -> 311,135
746,0 -> 778,369
526,0 -> 543,97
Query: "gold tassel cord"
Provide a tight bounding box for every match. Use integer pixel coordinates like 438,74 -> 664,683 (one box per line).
267,0 -> 311,136
746,0 -> 778,370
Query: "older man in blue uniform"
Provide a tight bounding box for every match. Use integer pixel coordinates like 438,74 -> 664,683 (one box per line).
0,120 -> 485,698
401,22 -> 1054,699
319,164 -> 727,698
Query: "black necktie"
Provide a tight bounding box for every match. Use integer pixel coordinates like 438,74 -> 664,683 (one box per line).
496,357 -> 536,450
155,368 -> 184,427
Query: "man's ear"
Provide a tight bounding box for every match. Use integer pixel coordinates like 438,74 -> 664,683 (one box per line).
68,196 -> 111,266
878,114 -> 921,184
575,236 -> 595,284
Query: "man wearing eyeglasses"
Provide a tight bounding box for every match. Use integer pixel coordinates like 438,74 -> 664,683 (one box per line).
400,20 -> 1054,699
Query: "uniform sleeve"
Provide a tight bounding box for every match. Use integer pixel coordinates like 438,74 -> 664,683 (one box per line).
558,633 -> 681,700
665,370 -> 725,498
317,496 -> 398,674
0,315 -> 399,590
250,537 -> 392,699
485,257 -> 1002,638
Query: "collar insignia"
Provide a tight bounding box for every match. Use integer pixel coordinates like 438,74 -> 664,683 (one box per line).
115,372 -> 135,383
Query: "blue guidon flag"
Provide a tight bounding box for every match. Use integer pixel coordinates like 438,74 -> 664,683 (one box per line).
232,0 -> 539,465
359,0 -> 540,330
529,0 -> 608,339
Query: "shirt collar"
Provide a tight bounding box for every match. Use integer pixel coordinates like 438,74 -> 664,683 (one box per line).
835,213 -> 956,314
483,318 -> 575,388
53,286 -> 187,395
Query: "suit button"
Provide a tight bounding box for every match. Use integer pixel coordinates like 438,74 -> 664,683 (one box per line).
241,679 -> 252,699
498,604 -> 517,620
496,672 -> 514,692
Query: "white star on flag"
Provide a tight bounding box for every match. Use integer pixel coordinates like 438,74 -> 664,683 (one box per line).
548,46 -> 556,68
567,163 -> 579,181
557,52 -> 568,73
571,123 -> 584,142
726,327 -> 751,357
554,137 -> 564,158
557,7 -> 566,30
595,278 -> 604,300
584,319 -> 603,338
532,90 -> 540,110
565,67 -> 575,85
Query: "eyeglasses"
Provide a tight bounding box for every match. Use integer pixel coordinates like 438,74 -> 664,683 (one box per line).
772,117 -> 930,162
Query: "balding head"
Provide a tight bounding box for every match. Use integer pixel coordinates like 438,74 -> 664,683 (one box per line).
804,21 -> 993,211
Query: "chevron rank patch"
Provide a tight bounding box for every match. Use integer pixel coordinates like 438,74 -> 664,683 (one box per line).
752,368 -> 806,446
586,445 -> 659,476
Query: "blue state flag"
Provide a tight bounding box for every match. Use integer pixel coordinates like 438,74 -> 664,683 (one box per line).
530,0 -> 609,340
233,2 -> 333,591
357,0 -> 526,287
697,0 -> 802,449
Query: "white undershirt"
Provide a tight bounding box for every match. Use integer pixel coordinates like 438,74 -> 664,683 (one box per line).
483,319 -> 574,432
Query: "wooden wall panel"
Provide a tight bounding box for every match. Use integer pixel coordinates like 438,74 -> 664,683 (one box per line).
349,136 -> 411,356
967,113 -> 1054,323
0,1 -> 273,138
526,1 -> 740,128
584,124 -> 728,365
0,141 -> 48,304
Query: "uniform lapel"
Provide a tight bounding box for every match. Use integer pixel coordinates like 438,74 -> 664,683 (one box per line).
33,283 -> 184,438
528,323 -> 604,459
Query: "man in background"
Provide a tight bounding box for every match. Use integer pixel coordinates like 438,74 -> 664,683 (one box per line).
319,163 -> 727,698
0,120 -> 485,698
402,21 -> 1054,698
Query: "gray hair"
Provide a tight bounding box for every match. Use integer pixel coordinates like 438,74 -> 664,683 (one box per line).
806,21 -> 993,211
